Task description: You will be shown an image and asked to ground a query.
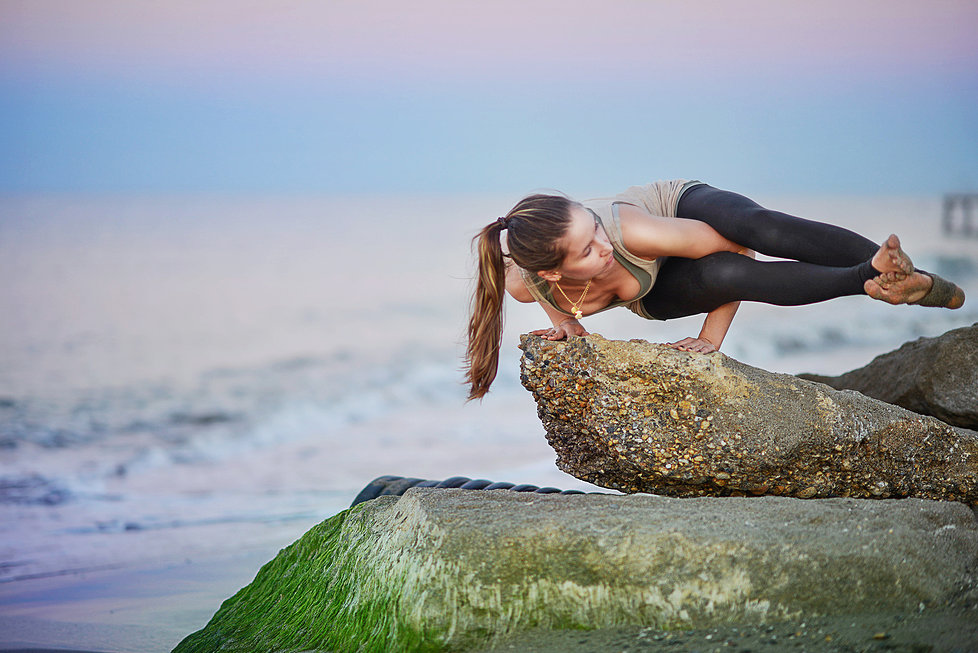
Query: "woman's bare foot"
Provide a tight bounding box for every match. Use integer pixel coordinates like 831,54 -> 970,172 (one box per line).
875,271 -> 908,287
871,234 -> 915,276
864,271 -> 933,304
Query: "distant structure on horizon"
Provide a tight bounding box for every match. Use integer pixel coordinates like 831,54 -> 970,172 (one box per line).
943,193 -> 978,238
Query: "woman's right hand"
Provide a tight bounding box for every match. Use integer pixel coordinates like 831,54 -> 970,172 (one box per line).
530,319 -> 589,341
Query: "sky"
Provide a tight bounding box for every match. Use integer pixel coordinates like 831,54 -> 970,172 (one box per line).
0,0 -> 976,196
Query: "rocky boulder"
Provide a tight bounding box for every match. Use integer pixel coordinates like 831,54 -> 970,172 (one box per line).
799,323 -> 978,429
519,334 -> 978,503
173,489 -> 978,653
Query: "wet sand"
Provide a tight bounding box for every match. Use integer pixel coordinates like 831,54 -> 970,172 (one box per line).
0,551 -> 270,653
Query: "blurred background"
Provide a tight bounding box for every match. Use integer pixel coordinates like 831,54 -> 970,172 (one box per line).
0,2 -> 976,650
2,0 -> 976,195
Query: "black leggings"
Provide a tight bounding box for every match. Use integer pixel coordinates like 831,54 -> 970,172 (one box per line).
641,184 -> 881,320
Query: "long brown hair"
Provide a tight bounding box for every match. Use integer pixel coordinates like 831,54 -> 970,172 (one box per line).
465,194 -> 575,399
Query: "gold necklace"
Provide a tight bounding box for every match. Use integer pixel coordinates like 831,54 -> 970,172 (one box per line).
554,279 -> 592,320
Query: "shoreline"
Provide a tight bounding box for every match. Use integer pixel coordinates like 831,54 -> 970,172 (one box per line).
0,550 -> 273,653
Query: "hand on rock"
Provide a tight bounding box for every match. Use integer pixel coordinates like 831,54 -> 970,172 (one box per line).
667,337 -> 717,354
530,319 -> 589,341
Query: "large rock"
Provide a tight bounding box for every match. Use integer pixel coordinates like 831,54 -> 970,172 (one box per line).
173,489 -> 978,653
799,323 -> 978,429
519,334 -> 978,503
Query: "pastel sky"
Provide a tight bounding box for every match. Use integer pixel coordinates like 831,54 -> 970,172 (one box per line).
1,0 -> 976,195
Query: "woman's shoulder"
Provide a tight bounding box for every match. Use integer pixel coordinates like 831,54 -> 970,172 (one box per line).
505,261 -> 537,303
617,202 -> 670,233
616,203 -> 681,258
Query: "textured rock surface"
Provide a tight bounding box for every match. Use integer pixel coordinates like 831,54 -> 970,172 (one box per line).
799,322 -> 978,429
519,334 -> 978,503
173,489 -> 978,653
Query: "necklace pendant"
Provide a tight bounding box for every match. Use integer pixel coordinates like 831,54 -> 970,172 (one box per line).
555,279 -> 591,323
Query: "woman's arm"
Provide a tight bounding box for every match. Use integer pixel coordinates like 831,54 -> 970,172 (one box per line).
669,301 -> 740,353
617,204 -> 742,259
618,204 -> 754,352
670,247 -> 756,352
505,261 -> 587,341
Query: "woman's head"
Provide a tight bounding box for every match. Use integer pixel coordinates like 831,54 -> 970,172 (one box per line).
465,193 -> 576,400
501,194 -> 577,272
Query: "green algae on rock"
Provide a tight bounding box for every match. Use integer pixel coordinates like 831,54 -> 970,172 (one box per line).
173,489 -> 978,653
172,504 -> 439,653
519,333 -> 978,503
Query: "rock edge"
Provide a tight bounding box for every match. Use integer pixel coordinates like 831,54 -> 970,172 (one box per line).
519,334 -> 978,503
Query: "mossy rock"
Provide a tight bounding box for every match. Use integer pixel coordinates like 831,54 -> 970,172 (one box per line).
174,489 -> 978,653
172,500 -> 442,653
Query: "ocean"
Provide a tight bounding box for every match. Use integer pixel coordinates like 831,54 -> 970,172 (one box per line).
1,190 -> 976,596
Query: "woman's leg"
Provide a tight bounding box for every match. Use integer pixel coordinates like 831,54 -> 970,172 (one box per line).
653,185 -> 965,316
677,184 -> 879,266
642,252 -> 878,320
676,184 -> 968,309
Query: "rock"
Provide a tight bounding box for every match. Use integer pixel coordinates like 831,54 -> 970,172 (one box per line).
173,489 -> 978,653
519,334 -> 978,503
798,323 -> 978,429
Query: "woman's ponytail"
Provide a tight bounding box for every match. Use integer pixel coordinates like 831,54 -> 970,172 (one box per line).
465,221 -> 508,400
464,194 -> 574,399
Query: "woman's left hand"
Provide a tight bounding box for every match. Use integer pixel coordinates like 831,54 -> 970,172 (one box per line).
667,337 -> 717,353
530,319 -> 589,341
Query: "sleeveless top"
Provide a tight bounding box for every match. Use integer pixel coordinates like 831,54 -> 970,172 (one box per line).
518,179 -> 703,320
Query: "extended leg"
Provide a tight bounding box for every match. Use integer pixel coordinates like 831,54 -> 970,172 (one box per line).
660,185 -> 964,315
642,252 -> 878,320
677,184 -> 879,266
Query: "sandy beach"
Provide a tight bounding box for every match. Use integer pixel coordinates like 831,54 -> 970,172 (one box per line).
0,546 -> 288,652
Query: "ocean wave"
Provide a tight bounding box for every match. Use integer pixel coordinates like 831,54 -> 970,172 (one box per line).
0,343 -> 472,498
0,474 -> 72,505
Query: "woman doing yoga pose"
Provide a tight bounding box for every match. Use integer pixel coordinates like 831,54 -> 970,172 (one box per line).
465,180 -> 965,400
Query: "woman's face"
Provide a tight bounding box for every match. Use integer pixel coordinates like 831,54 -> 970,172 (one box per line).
554,205 -> 614,280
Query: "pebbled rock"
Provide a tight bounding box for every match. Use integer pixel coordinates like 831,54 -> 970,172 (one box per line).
173,489 -> 978,653
798,323 -> 978,429
519,334 -> 978,503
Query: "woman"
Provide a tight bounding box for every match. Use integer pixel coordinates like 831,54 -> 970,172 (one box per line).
465,180 -> 965,400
